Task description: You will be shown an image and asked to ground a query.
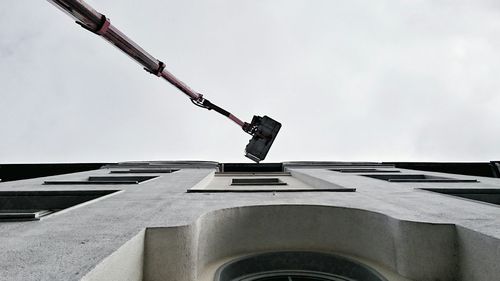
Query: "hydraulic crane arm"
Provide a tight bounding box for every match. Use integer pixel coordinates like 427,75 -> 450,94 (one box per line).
47,0 -> 281,162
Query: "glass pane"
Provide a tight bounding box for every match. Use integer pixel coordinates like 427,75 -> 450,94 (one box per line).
255,277 -> 289,281
248,273 -> 346,281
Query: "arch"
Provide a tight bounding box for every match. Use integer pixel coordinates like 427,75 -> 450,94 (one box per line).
215,251 -> 388,281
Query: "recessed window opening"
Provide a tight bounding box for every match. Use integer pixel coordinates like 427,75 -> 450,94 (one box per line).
0,209 -> 54,221
110,169 -> 178,174
44,176 -> 157,185
421,188 -> 500,206
330,168 -> 400,173
235,270 -> 355,281
216,172 -> 291,177
492,161 -> 500,177
231,178 -> 287,186
215,252 -> 387,281
220,163 -> 284,173
0,190 -> 119,222
363,174 -> 478,183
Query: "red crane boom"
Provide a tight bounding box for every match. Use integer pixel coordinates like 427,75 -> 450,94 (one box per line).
47,0 -> 281,162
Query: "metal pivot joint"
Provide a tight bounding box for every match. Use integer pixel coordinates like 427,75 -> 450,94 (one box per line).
75,14 -> 110,35
47,0 -> 281,162
145,61 -> 166,77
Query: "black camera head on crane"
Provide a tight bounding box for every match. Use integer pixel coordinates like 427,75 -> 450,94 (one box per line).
243,115 -> 281,163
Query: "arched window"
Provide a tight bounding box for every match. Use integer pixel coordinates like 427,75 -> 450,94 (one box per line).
215,252 -> 387,281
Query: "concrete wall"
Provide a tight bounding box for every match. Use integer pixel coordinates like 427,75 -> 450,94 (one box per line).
2,162 -> 500,281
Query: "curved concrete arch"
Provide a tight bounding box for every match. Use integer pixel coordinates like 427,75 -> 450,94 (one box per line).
144,204 -> 456,281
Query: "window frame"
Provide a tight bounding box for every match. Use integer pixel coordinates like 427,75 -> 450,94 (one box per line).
44,176 -> 158,185
363,174 -> 478,183
214,251 -> 388,281
231,178 -> 287,186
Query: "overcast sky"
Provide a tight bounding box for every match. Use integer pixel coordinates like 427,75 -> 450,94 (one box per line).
1,0 -> 500,163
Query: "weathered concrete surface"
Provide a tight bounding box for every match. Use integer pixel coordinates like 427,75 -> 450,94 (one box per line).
190,171 -> 349,191
81,229 -> 145,281
0,163 -> 499,280
194,205 -> 455,281
144,226 -> 197,281
456,226 -> 500,280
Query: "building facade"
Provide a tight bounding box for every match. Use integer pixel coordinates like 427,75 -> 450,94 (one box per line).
0,161 -> 500,281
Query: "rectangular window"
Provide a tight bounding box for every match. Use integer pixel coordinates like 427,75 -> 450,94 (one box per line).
421,188 -> 500,206
219,163 -> 284,173
363,174 -> 478,183
0,190 -> 119,221
231,178 -> 287,186
284,163 -> 396,169
110,169 -> 178,174
0,209 -> 54,221
44,176 -> 157,185
215,172 -> 290,177
330,168 -> 400,173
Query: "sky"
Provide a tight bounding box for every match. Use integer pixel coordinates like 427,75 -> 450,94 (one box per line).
1,0 -> 500,163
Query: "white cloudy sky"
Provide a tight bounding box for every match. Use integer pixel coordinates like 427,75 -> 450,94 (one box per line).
1,0 -> 500,163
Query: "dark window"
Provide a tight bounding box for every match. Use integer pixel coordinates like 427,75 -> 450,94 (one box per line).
492,161 -> 500,178
363,174 -> 477,183
330,168 -> 400,173
110,169 -> 178,174
235,271 -> 354,281
215,252 -> 387,281
44,176 -> 157,185
220,163 -> 284,173
390,162 -> 500,178
421,188 -> 500,206
0,163 -> 107,183
216,172 -> 291,177
0,190 -> 119,221
284,163 -> 395,169
231,178 -> 287,186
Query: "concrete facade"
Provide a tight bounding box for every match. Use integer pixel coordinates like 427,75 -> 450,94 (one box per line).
0,161 -> 500,280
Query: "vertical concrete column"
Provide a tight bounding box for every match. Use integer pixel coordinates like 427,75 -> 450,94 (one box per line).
391,220 -> 457,281
457,226 -> 500,280
81,230 -> 146,281
143,226 -> 197,281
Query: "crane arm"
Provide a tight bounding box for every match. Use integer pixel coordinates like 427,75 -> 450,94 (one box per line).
47,0 -> 281,162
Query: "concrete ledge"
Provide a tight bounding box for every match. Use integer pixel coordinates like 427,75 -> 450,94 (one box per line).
288,169 -> 352,190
